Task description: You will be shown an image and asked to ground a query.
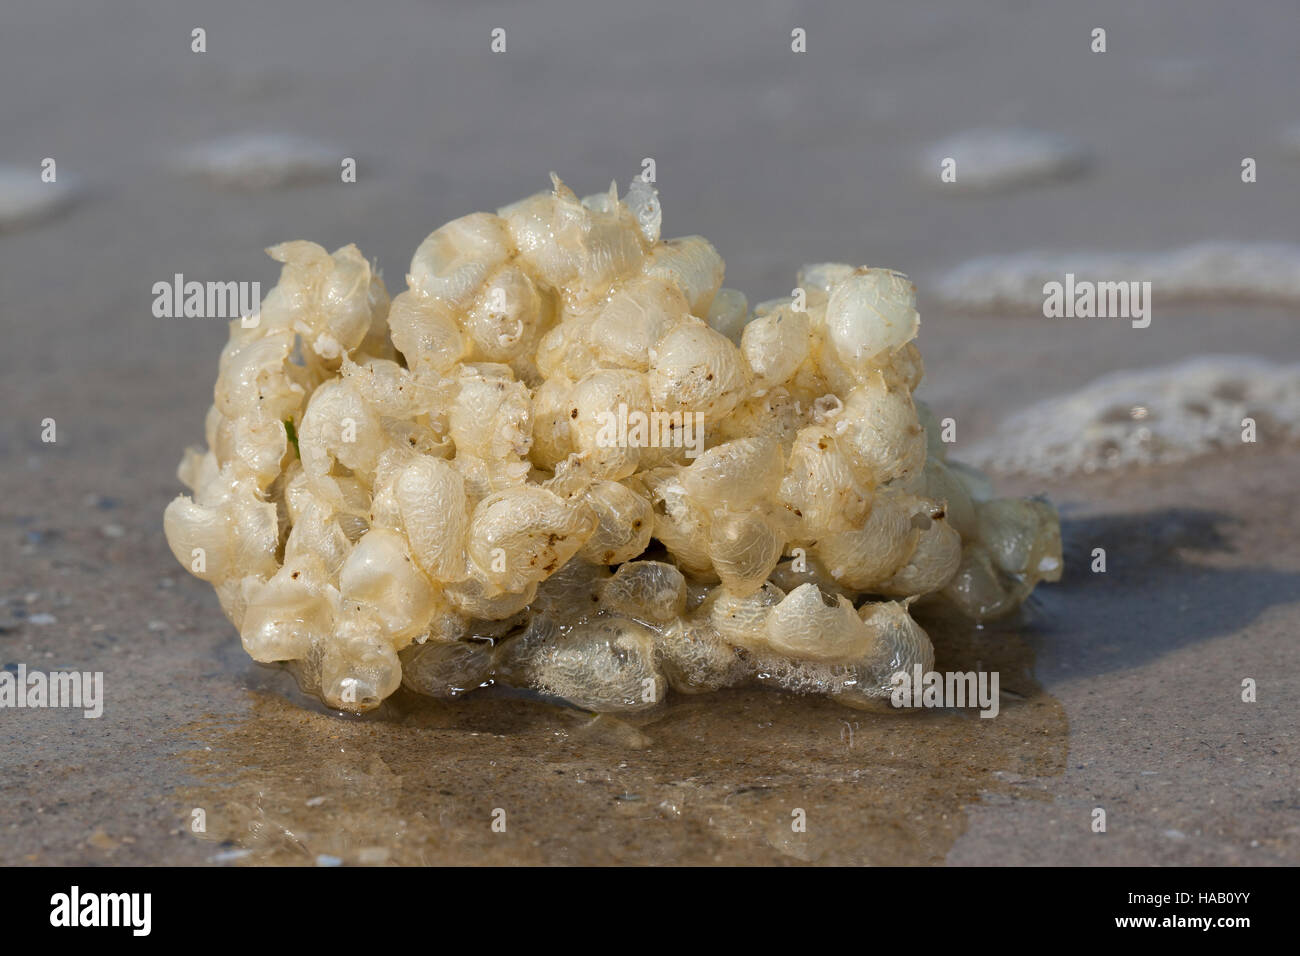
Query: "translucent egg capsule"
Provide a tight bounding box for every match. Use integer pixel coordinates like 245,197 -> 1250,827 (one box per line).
409,212 -> 512,309
836,374 -> 927,486
656,618 -> 747,694
528,374 -> 576,469
282,473 -> 353,577
624,178 -> 662,244
227,416 -> 289,491
642,236 -> 725,317
763,583 -> 872,662
824,268 -> 920,368
213,574 -> 264,634
708,509 -> 785,596
319,609 -> 403,712
715,387 -> 808,450
778,425 -> 873,537
526,616 -> 666,712
648,323 -> 751,421
500,175 -> 644,304
387,290 -> 467,374
703,581 -> 785,650
814,492 -> 922,591
568,368 -> 652,479
297,379 -> 386,497
795,262 -> 855,311
214,327 -> 305,423
588,276 -> 690,370
877,508 -> 963,598
577,479 -> 654,566
600,560 -> 687,622
265,241 -> 387,362
939,544 -> 1018,622
339,528 -> 441,646
747,654 -> 860,700
461,264 -> 546,362
531,559 -> 611,622
835,601 -> 935,711
163,478 -> 280,584
399,640 -> 494,699
975,498 -> 1064,588
466,485 -> 597,592
911,457 -> 978,539
637,468 -> 715,577
681,437 -> 784,510
392,456 -> 470,583
178,446 -> 219,497
240,555 -> 340,665
443,574 -> 538,621
448,371 -> 534,462
768,552 -> 859,602
315,244 -> 388,361
338,356 -> 423,419
533,311 -> 601,381
877,341 -> 925,392
741,304 -> 810,388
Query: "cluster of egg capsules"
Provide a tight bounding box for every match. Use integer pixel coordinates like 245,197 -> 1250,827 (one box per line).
163,174 -> 1062,714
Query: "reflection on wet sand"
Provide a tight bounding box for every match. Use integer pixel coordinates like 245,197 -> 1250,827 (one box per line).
174,612 -> 1067,865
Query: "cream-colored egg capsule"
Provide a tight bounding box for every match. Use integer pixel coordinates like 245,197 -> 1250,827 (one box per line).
466,486 -> 597,593
162,170 -> 1064,715
408,212 -> 512,309
824,267 -> 920,368
642,236 -> 725,316
648,323 -> 751,421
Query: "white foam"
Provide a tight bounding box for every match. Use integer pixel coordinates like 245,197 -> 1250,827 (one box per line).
178,133 -> 340,189
0,166 -> 78,230
936,241 -> 1300,311
924,128 -> 1087,191
964,356 -> 1300,477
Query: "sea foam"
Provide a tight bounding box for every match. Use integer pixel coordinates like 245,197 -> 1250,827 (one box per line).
177,133 -> 340,189
0,166 -> 78,231
936,242 -> 1300,311
963,356 -> 1300,477
924,128 -> 1087,192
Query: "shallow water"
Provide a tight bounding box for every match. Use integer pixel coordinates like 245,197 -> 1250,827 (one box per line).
175,610 -> 1067,866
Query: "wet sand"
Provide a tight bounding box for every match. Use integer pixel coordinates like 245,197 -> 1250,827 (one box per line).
3,417 -> 1294,864
2,0 -> 1298,865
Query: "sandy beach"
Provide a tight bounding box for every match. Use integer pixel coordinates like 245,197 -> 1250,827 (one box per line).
1,0 -> 1297,866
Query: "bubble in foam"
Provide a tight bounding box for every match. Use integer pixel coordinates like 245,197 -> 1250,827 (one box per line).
936,242 -> 1300,312
965,356 -> 1300,477
923,128 -> 1087,192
